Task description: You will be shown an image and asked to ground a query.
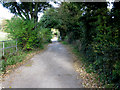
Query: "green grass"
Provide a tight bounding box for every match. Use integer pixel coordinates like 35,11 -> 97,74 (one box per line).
61,41 -> 69,45
0,40 -> 16,59
0,49 -> 27,74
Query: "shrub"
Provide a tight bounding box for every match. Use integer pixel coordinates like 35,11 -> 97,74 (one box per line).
5,17 -> 42,50
37,28 -> 52,43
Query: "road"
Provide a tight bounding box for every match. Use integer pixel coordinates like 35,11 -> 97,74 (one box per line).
2,42 -> 83,88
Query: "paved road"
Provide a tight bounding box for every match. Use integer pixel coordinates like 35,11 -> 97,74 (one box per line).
2,42 -> 83,88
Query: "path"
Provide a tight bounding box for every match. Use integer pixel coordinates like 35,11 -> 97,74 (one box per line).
2,42 -> 83,88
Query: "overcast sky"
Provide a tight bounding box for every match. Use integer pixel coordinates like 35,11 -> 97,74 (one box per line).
0,2 -> 59,23
0,4 -> 14,20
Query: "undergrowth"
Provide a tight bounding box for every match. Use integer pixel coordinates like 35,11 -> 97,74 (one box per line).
0,42 -> 48,75
62,41 -> 106,88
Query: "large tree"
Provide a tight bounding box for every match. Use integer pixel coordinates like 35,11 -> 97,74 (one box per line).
1,1 -> 52,22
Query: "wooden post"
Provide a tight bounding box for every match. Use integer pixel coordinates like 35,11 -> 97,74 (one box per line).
3,41 -> 4,56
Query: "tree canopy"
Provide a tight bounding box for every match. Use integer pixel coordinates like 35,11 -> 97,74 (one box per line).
2,1 -> 52,22
40,2 -> 120,89
1,1 -> 120,89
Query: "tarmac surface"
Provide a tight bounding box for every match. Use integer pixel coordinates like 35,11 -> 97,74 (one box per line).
2,42 -> 83,88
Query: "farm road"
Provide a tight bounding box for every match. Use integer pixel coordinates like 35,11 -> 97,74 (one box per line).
2,42 -> 83,88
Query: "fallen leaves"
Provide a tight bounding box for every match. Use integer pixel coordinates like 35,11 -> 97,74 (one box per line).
63,43 -> 104,88
73,56 -> 104,88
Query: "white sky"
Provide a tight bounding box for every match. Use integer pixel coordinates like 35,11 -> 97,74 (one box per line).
0,1 -> 113,23
0,2 -> 59,23
0,4 -> 14,20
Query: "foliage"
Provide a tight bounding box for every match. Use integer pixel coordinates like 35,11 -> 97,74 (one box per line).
37,27 -> 52,43
41,2 -> 120,89
5,17 -> 52,50
39,8 -> 59,28
0,40 -> 16,57
0,49 -> 26,73
1,2 -> 51,22
1,1 -> 120,89
0,1 -> 53,77
5,17 -> 42,50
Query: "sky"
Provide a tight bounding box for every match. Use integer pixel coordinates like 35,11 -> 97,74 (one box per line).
0,4 -> 14,22
0,1 -> 113,23
0,2 -> 59,23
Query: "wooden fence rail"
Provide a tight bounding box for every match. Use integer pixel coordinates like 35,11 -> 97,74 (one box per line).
0,40 -> 17,58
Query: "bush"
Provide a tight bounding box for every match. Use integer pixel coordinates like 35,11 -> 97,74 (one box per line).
37,28 -> 52,43
5,17 -> 42,50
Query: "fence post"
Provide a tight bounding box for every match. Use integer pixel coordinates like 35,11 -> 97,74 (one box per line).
3,41 -> 4,56
16,39 -> 17,52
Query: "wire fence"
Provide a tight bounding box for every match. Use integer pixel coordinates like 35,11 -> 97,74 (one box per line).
0,40 -> 17,60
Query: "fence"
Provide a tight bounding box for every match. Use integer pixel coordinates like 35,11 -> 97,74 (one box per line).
0,40 -> 17,58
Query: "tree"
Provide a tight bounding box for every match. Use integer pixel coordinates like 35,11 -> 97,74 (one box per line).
111,1 -> 120,46
40,2 -> 120,88
39,8 -> 59,28
40,2 -> 83,40
2,1 -> 53,50
1,1 -> 52,22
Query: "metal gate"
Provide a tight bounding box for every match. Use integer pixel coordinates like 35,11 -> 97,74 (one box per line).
0,40 -> 17,59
